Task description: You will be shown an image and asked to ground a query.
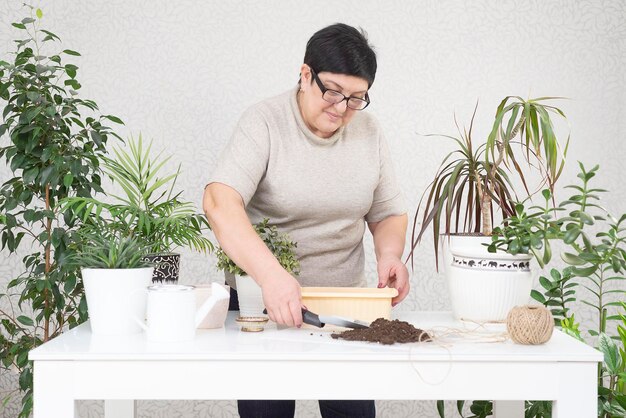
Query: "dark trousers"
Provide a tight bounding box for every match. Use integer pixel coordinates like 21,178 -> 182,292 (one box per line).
237,399 -> 376,418
229,289 -> 376,417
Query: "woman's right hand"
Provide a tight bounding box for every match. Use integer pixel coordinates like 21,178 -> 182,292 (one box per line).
204,183 -> 303,327
259,270 -> 303,328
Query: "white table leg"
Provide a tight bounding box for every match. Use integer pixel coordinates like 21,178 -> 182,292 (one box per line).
105,400 -> 136,418
553,363 -> 597,418
33,361 -> 76,418
493,400 -> 524,418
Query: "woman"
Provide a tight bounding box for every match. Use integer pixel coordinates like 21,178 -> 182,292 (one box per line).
203,23 -> 408,418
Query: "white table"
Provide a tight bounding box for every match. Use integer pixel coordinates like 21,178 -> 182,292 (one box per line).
29,311 -> 601,418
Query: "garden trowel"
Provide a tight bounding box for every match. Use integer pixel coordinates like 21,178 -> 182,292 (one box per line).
301,307 -> 370,329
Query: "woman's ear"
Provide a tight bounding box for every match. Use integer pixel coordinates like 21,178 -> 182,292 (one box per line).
299,64 -> 312,86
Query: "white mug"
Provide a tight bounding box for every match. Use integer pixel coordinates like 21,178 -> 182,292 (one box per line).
135,283 -> 229,342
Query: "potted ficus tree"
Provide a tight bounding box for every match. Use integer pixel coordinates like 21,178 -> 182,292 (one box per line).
410,97 -> 569,321
216,218 -> 300,317
60,135 -> 214,283
0,9 -> 123,416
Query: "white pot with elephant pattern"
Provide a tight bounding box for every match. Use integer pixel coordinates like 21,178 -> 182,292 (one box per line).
443,235 -> 533,322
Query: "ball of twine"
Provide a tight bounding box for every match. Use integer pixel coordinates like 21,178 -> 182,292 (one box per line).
506,305 -> 554,345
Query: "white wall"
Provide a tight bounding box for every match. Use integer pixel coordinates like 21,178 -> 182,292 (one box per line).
1,1 -> 625,417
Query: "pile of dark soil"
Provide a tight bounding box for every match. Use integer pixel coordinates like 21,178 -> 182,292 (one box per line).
331,318 -> 431,345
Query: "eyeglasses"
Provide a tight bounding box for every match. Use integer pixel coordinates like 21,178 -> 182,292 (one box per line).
309,68 -> 370,111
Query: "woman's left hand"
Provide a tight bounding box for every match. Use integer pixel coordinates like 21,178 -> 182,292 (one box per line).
376,254 -> 410,306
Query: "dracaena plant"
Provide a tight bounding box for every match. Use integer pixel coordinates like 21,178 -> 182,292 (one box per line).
59,134 -> 214,255
216,218 -> 300,277
0,8 -> 122,417
409,97 -> 568,268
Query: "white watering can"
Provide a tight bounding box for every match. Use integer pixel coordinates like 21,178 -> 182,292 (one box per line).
135,282 -> 230,342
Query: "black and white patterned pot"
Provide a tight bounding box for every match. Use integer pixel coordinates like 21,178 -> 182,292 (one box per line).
451,255 -> 530,271
142,253 -> 180,283
443,235 -> 533,323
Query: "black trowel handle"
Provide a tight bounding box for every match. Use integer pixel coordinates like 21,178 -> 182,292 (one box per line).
262,308 -> 325,328
301,308 -> 325,328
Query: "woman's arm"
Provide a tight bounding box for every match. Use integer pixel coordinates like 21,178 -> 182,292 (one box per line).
367,213 -> 410,306
203,182 -> 303,327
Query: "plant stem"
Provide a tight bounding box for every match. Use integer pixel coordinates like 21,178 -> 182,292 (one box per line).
43,184 -> 51,342
481,117 -> 525,236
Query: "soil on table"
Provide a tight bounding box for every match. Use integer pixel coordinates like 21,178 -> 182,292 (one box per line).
331,318 -> 431,345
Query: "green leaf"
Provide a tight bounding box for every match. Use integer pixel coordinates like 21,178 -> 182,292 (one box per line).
17,315 -> 34,327
23,167 -> 38,184
65,64 -> 77,78
36,8 -> 43,19
538,276 -> 552,291
62,49 -> 81,56
561,252 -> 585,266
104,114 -> 124,124
531,289 -> 546,304
598,333 -> 622,374
572,265 -> 598,277
63,174 -> 73,188
578,211 -> 594,225
563,227 -> 580,244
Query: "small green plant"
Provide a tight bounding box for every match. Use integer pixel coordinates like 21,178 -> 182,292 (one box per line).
70,228 -> 154,269
216,218 -> 300,276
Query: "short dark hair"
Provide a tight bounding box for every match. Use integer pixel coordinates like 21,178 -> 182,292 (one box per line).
303,23 -> 377,88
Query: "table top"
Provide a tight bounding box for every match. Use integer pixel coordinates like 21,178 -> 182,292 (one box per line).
29,311 -> 602,362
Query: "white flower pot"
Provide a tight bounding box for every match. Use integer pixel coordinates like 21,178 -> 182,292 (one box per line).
82,267 -> 154,335
443,235 -> 533,322
235,275 -> 266,317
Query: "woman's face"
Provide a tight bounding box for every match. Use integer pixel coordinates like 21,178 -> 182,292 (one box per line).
298,64 -> 369,138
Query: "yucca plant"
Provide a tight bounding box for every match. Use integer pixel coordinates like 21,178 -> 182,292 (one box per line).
409,97 -> 568,267
59,134 -> 214,255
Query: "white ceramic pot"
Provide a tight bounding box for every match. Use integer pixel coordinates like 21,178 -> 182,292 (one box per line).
235,275 -> 266,317
82,267 -> 153,336
443,235 -> 533,322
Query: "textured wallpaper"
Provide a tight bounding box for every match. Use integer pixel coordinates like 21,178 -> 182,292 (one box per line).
1,1 -> 625,417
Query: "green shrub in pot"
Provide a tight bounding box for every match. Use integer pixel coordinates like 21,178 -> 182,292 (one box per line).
0,9 -> 123,416
69,226 -> 155,336
215,218 -> 300,276
215,218 -> 300,317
